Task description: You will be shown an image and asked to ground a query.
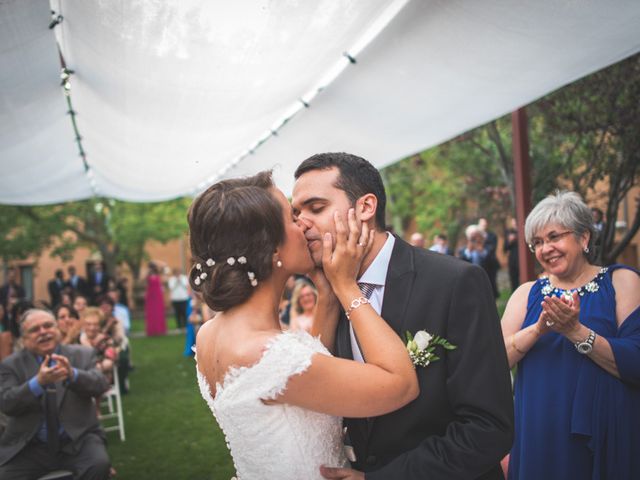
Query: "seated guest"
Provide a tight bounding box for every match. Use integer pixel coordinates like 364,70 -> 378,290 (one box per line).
55,305 -> 82,345
73,295 -> 88,317
107,288 -> 130,335
96,296 -> 126,349
97,295 -> 130,394
60,289 -> 74,309
79,308 -> 117,381
7,299 -> 35,351
0,309 -> 110,479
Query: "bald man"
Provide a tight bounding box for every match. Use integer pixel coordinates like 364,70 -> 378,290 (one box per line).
409,232 -> 425,248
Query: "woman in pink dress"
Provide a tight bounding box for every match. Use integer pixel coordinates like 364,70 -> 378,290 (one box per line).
145,262 -> 167,336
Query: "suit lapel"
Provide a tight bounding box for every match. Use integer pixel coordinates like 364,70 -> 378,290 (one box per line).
366,236 -> 416,439
380,236 -> 416,338
23,350 -> 40,378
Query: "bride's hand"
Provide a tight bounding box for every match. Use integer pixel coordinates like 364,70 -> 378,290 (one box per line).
321,208 -> 374,293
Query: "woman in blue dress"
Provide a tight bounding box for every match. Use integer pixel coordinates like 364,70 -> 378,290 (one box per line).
501,191 -> 640,480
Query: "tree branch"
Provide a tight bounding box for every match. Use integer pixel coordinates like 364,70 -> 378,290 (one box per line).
607,195 -> 640,262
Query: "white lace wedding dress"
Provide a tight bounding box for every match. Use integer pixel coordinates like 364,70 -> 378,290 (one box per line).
196,330 -> 348,479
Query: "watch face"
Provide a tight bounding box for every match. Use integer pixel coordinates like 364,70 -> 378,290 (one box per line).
577,342 -> 593,354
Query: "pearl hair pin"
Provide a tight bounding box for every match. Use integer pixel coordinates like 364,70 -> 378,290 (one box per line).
194,256 -> 256,287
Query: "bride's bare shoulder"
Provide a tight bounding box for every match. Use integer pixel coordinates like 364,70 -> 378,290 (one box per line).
230,330 -> 283,367
197,319 -> 281,371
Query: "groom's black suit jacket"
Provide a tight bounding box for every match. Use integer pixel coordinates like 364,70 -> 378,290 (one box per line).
336,237 -> 514,479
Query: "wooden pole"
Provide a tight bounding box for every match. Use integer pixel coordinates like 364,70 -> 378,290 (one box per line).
512,108 -> 536,282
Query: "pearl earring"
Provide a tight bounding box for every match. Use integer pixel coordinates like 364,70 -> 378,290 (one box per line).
583,246 -> 590,254
276,260 -> 283,268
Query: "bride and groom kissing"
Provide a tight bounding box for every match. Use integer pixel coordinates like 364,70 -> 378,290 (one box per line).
192,153 -> 514,479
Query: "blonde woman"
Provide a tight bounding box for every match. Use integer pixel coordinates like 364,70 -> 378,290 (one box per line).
288,280 -> 318,332
80,308 -> 117,379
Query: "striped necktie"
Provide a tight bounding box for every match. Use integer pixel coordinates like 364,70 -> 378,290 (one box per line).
358,282 -> 376,299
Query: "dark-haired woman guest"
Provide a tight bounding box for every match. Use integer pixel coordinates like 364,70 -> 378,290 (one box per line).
502,191 -> 640,480
55,304 -> 82,344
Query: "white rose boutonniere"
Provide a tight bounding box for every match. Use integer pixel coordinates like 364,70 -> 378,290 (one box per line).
405,330 -> 456,367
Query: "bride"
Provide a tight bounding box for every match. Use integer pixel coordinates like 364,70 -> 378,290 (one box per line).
191,171 -> 418,479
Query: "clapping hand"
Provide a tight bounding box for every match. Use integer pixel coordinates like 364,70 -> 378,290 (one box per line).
320,465 -> 364,479
37,354 -> 72,385
540,291 -> 581,336
51,353 -> 74,381
321,209 -> 374,293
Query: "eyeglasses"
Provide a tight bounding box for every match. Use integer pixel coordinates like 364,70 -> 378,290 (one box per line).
528,230 -> 574,253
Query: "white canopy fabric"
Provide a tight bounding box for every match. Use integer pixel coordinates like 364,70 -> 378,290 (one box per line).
1,0 -> 640,205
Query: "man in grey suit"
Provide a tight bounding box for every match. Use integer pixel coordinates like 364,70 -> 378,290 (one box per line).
0,309 -> 111,479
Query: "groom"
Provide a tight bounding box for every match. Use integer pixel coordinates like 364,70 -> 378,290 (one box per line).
292,153 -> 514,479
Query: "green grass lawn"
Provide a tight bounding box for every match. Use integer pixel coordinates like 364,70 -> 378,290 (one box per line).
497,288 -> 511,317
106,332 -> 234,479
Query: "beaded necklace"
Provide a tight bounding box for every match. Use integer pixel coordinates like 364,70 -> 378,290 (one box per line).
540,266 -> 608,300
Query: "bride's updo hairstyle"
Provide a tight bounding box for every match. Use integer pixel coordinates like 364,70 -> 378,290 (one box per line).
187,171 -> 284,311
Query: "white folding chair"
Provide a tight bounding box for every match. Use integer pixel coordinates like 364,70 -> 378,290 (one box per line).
99,367 -> 126,441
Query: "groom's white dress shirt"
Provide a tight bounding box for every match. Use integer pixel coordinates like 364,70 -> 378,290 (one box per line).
350,233 -> 395,363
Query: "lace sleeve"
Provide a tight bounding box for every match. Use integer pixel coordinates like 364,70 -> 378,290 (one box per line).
250,331 -> 327,400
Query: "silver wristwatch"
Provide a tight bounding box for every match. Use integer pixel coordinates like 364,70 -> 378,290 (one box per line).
574,329 -> 596,354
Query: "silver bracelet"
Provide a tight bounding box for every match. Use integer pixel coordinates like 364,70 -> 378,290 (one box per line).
345,296 -> 370,320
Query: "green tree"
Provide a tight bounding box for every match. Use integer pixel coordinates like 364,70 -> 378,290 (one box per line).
383,53 -> 640,264
383,124 -> 512,248
0,197 -> 190,279
532,53 -> 640,263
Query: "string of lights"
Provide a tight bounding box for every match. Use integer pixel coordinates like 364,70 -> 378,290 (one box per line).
50,0 -> 409,200
51,8 -> 99,197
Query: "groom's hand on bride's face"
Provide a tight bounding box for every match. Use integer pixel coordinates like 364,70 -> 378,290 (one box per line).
320,465 -> 364,479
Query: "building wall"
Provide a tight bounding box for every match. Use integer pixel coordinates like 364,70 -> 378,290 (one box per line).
1,236 -> 191,313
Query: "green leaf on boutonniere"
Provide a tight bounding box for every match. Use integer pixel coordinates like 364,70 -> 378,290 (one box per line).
404,330 -> 457,368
